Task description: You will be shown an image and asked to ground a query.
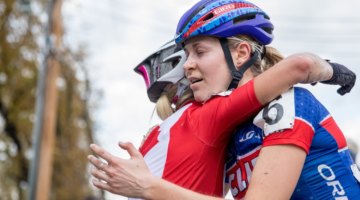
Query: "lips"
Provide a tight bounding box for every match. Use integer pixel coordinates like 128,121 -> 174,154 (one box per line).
188,77 -> 203,84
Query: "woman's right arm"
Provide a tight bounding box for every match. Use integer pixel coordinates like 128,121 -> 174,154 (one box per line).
205,54 -> 355,145
254,53 -> 355,105
145,178 -> 225,200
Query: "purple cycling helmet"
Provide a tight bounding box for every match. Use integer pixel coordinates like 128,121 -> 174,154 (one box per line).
175,0 -> 274,89
175,0 -> 273,45
134,40 -> 187,102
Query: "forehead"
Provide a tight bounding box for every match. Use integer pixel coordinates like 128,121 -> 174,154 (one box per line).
184,36 -> 219,50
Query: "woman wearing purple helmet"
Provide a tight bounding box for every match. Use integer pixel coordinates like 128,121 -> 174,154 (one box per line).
88,0 -> 357,199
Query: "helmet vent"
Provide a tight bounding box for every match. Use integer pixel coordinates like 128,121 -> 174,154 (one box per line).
233,13 -> 256,24
203,13 -> 214,22
262,27 -> 273,34
171,59 -> 180,68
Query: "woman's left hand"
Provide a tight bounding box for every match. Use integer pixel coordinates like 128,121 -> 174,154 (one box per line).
321,61 -> 356,95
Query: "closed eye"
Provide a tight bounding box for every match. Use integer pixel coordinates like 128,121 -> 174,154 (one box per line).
195,49 -> 206,57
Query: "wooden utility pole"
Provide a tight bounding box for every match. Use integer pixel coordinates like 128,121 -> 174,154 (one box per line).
28,0 -> 63,199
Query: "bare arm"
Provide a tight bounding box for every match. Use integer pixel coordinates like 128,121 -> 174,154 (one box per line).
244,145 -> 306,200
254,53 -> 333,105
146,177 -> 225,200
88,142 -> 225,200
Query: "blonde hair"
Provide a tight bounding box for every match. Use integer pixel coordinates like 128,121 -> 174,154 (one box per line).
155,85 -> 193,120
228,35 -> 284,76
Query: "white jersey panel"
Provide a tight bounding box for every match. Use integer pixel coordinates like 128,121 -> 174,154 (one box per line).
129,104 -> 191,200
144,103 -> 191,177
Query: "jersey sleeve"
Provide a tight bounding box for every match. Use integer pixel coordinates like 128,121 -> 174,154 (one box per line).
196,79 -> 263,146
256,87 -> 322,153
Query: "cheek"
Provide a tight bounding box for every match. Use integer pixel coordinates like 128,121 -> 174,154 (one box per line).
217,72 -> 232,91
208,65 -> 231,87
200,53 -> 231,90
203,57 -> 226,76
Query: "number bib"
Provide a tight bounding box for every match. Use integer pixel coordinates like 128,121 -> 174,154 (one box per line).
253,88 -> 295,136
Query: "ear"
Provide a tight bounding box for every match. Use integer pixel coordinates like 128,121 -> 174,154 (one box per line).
233,42 -> 252,70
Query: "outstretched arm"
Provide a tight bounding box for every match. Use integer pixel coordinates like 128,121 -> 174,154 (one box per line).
88,142 -> 224,200
254,53 -> 356,105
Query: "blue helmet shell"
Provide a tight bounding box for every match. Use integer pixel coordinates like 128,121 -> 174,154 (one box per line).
175,0 -> 274,45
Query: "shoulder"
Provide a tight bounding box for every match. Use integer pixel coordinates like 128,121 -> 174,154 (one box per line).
293,87 -> 317,104
293,87 -> 329,123
253,88 -> 296,136
253,87 -> 329,135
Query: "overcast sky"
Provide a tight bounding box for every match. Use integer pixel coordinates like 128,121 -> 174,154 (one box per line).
64,0 -> 360,199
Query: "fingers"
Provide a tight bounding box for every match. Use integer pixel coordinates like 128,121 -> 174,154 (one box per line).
337,87 -> 346,96
88,155 -> 111,173
337,75 -> 355,95
88,155 -> 112,185
119,142 -> 142,159
92,178 -> 113,192
90,165 -> 110,183
338,84 -> 353,96
90,144 -> 118,164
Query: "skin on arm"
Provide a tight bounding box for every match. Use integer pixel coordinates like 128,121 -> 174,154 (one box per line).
244,145 -> 307,200
252,53 -> 333,105
148,178 -> 225,200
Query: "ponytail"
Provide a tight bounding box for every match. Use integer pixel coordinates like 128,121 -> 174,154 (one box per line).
155,85 -> 194,120
155,87 -> 176,121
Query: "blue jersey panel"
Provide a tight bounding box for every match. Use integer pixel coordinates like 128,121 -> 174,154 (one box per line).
226,87 -> 360,200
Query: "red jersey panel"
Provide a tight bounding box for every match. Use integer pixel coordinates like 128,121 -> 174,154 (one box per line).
139,80 -> 262,197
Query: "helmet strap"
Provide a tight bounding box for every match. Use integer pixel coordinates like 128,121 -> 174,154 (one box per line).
219,38 -> 259,90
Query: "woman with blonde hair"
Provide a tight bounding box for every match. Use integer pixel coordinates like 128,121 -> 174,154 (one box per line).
88,0 -> 357,199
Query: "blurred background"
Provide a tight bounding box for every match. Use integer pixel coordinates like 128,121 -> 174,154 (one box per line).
0,0 -> 359,199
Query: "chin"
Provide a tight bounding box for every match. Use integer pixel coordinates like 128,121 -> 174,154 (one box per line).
194,93 -> 210,103
194,96 -> 203,103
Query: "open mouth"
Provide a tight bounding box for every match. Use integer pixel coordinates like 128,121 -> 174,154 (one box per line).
188,77 -> 203,84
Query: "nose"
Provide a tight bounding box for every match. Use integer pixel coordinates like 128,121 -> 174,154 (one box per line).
183,56 -> 196,77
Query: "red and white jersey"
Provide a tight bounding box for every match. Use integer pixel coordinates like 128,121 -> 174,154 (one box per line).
139,80 -> 262,197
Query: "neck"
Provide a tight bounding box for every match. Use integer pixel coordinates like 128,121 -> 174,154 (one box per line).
237,70 -> 255,87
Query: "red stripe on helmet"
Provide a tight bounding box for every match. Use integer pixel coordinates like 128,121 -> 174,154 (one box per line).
183,2 -> 257,39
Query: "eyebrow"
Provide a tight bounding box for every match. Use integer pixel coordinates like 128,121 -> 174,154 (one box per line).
184,41 -> 202,53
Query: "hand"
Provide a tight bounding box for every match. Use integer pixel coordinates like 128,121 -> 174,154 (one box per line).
88,142 -> 154,198
320,61 -> 356,95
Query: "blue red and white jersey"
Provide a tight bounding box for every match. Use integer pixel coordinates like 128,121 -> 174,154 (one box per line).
138,80 -> 262,198
226,87 -> 360,200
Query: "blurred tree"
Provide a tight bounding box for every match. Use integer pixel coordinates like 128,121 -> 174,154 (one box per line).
0,0 -> 98,199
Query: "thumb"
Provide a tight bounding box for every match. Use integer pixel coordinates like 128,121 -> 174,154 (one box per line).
118,142 -> 142,159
